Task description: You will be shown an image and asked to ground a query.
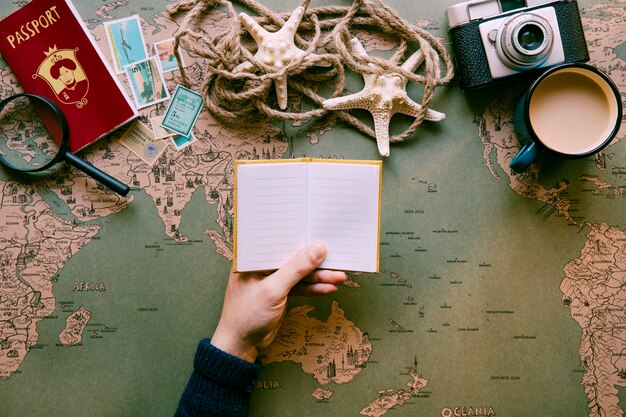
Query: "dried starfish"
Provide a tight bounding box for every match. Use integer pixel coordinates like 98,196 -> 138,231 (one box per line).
236,6 -> 313,110
323,38 -> 445,157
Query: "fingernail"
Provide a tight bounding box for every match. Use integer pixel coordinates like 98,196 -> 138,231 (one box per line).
308,242 -> 326,261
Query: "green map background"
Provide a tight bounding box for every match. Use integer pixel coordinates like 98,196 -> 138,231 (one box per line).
0,0 -> 624,416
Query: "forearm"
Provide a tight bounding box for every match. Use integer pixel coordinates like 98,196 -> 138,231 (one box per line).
174,339 -> 260,417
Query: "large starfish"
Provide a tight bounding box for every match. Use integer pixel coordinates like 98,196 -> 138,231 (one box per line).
236,6 -> 314,110
323,38 -> 445,157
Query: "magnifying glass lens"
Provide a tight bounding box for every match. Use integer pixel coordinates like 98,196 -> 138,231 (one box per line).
0,95 -> 62,171
0,93 -> 129,196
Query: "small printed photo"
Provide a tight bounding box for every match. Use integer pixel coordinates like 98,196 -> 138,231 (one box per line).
170,132 -> 196,151
124,56 -> 170,109
154,38 -> 185,73
104,15 -> 148,74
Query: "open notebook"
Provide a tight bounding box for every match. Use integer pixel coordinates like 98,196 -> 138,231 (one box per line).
233,158 -> 382,272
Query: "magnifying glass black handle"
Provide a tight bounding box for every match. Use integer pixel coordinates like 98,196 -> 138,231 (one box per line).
64,151 -> 130,196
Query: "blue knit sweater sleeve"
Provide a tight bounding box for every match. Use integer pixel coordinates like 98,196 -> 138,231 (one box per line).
174,338 -> 261,417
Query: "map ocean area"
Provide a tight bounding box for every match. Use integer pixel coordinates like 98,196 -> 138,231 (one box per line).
234,158 -> 382,272
0,0 -> 624,416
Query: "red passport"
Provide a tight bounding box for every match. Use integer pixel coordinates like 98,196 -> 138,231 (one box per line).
0,0 -> 138,152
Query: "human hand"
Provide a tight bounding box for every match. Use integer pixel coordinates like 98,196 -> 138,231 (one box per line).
211,242 -> 346,363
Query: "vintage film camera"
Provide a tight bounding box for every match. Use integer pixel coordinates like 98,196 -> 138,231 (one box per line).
447,0 -> 589,90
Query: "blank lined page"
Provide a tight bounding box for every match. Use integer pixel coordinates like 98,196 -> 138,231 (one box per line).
307,162 -> 380,272
235,162 -> 307,271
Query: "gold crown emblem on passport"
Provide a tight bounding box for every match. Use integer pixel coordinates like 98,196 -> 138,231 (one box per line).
44,45 -> 58,57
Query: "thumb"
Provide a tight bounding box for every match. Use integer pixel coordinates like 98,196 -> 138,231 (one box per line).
268,242 -> 327,293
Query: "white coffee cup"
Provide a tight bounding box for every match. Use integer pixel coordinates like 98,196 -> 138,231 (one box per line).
510,63 -> 622,172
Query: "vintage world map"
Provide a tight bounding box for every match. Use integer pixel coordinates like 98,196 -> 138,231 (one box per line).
0,0 -> 624,416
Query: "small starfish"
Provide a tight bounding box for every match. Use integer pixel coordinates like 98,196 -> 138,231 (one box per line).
323,38 -> 445,157
236,6 -> 314,110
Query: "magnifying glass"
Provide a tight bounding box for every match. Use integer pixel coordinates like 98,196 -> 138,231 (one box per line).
0,93 -> 130,196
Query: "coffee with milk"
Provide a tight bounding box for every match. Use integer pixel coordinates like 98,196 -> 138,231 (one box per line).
528,67 -> 619,155
510,63 -> 622,173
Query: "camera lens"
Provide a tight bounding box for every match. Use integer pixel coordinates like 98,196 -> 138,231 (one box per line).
497,13 -> 553,69
517,24 -> 545,51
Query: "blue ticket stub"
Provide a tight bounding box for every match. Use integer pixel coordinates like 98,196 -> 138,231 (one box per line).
161,85 -> 204,136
